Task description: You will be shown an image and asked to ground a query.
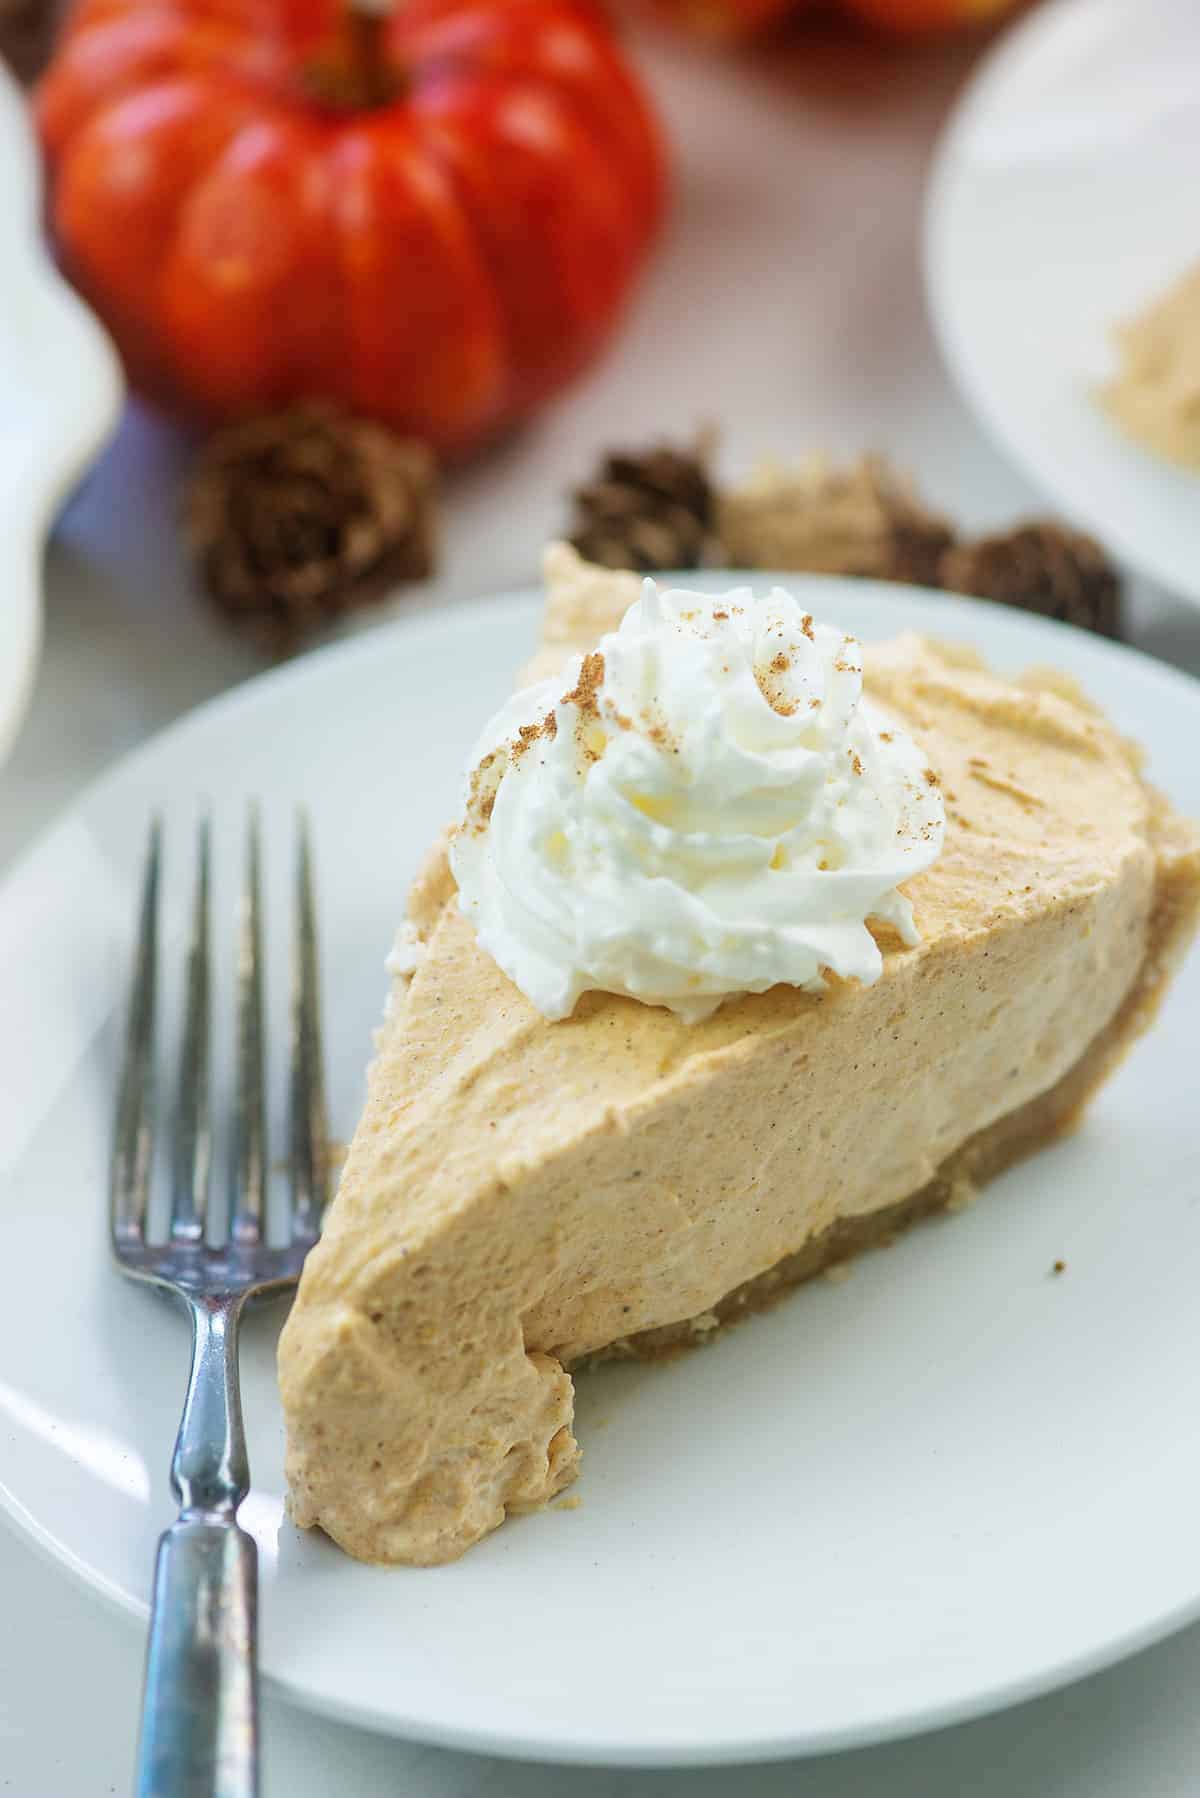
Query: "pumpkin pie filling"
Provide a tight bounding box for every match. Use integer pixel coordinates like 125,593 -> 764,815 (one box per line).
278,547 -> 1200,1564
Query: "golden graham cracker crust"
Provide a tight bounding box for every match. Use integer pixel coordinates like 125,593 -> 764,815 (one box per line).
279,548 -> 1200,1565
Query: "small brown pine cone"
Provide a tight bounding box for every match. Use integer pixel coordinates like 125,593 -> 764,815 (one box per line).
567,438 -> 723,573
940,522 -> 1122,639
186,404 -> 437,650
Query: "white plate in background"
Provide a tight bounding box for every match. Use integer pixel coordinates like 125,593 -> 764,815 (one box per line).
0,65 -> 124,761
0,577 -> 1198,1765
925,0 -> 1200,604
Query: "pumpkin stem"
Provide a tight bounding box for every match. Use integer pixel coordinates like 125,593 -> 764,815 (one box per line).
345,1 -> 396,108
304,0 -> 400,111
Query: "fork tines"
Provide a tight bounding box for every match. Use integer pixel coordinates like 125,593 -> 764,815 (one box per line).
110,812 -> 328,1260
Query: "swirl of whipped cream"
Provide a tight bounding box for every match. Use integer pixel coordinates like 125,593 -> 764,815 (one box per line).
450,581 -> 945,1022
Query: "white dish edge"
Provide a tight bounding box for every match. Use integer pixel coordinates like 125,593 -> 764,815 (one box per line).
0,64 -> 124,762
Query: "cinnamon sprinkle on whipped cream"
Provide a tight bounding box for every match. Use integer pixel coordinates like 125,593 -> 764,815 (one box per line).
451,579 -> 946,1022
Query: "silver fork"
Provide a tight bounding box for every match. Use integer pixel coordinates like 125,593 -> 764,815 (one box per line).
112,812 -> 328,1798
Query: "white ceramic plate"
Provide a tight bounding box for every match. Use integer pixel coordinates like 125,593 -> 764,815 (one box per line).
1,577 -> 1199,1767
0,65 -> 124,761
925,0 -> 1200,604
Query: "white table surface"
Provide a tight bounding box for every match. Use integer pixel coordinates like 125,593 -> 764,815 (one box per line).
4,17 -> 1200,1793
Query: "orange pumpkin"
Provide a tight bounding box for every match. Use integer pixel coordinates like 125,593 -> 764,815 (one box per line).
37,0 -> 666,454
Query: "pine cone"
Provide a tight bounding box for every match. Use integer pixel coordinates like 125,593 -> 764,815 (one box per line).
567,439 -> 722,573
186,405 -> 436,649
940,522 -> 1122,639
720,453 -> 955,587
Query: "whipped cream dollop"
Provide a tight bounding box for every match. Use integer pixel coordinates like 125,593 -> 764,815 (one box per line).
450,582 -> 945,1023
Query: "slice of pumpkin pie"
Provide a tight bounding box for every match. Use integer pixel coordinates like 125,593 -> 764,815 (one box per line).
279,546 -> 1200,1564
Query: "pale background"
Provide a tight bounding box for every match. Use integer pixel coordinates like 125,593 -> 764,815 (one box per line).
4,15 -> 1200,1793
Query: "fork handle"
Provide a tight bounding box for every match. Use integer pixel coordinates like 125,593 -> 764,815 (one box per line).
135,1295 -> 259,1797
136,1519 -> 259,1797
